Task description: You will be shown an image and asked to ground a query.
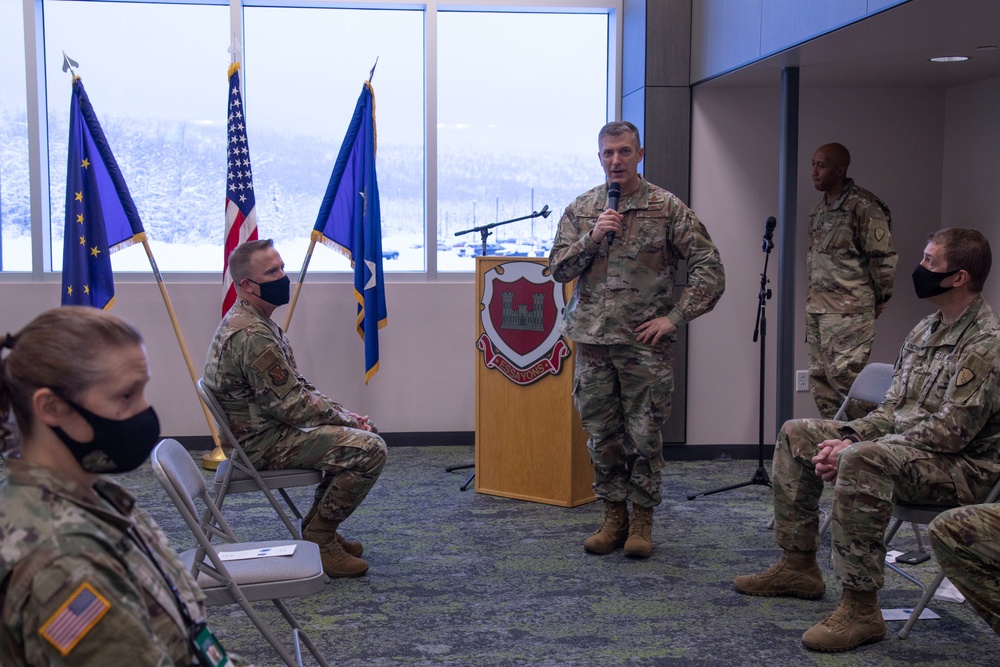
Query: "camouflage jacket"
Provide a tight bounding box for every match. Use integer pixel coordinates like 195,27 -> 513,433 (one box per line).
0,461 -> 206,666
843,295 -> 1000,486
548,179 -> 725,344
204,299 -> 361,463
806,179 -> 897,314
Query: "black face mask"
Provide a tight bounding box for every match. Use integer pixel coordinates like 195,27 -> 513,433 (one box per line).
912,264 -> 960,300
52,398 -> 161,474
248,275 -> 291,306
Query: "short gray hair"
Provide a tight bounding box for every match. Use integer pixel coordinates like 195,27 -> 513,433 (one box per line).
598,121 -> 641,149
229,239 -> 275,283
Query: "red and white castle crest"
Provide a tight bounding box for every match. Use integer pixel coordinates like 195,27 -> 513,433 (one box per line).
477,261 -> 570,385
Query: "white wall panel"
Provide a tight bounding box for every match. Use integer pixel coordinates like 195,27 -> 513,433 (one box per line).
941,76 -> 1000,306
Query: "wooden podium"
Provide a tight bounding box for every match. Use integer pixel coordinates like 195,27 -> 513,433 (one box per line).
474,256 -> 595,507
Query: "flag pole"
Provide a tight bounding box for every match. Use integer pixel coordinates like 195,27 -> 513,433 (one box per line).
140,240 -> 225,465
283,237 -> 317,332
195,35 -> 250,470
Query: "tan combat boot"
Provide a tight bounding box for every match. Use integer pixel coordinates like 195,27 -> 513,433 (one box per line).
303,514 -> 369,577
733,551 -> 826,598
583,500 -> 629,554
623,505 -> 654,558
301,504 -> 363,557
801,589 -> 886,652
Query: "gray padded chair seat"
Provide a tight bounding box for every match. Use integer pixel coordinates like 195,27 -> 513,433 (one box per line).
179,539 -> 325,604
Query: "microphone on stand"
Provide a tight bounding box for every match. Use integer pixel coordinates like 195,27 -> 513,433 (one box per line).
606,182 -> 621,246
761,216 -> 776,253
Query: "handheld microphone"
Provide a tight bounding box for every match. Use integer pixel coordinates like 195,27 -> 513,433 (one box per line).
762,216 -> 776,252
606,182 -> 621,246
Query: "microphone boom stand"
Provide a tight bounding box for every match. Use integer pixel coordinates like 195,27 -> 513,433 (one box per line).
454,205 -> 551,256
687,229 -> 774,499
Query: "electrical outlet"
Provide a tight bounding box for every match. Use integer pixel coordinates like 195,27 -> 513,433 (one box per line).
796,370 -> 809,392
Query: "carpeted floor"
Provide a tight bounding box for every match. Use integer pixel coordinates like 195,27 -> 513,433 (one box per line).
9,446 -> 1000,666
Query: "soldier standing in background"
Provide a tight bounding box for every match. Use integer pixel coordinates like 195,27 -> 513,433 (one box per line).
735,228 -> 1000,653
929,503 -> 1000,637
549,121 -> 725,559
204,239 -> 387,579
807,143 -> 897,418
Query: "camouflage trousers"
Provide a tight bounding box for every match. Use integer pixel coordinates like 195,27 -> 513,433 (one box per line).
773,418 -> 989,592
250,425 -> 387,523
929,504 -> 1000,637
574,342 -> 673,508
806,311 -> 876,419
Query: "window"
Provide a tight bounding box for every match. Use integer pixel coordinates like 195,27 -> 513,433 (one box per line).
437,11 -> 608,271
0,0 -> 29,271
243,6 -> 424,272
13,1 -> 614,275
44,0 -> 229,272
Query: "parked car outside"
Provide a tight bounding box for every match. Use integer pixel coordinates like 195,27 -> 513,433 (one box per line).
458,243 -> 506,257
497,243 -> 547,258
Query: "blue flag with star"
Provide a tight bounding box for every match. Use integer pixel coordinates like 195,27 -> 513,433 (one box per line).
61,76 -> 146,309
312,81 -> 386,383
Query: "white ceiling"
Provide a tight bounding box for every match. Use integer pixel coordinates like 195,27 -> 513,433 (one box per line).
700,0 -> 1000,89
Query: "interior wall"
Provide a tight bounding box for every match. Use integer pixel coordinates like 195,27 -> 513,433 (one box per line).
941,75 -> 1000,308
0,280 -> 476,438
687,84 -> 945,445
687,86 -> 781,446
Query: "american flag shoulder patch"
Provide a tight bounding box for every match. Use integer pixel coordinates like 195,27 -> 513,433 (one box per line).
39,582 -> 111,656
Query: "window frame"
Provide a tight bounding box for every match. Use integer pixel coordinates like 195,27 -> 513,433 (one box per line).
10,0 -> 620,285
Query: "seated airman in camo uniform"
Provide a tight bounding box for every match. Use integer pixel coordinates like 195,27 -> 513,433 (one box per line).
807,143 -> 897,419
929,503 -> 1000,637
549,121 -> 725,559
735,228 -> 1000,653
204,239 -> 387,579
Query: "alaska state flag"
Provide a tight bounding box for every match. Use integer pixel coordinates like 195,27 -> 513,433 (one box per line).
312,81 -> 386,383
61,77 -> 145,309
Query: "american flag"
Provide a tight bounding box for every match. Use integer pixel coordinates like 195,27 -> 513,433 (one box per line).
40,583 -> 110,655
222,62 -> 258,316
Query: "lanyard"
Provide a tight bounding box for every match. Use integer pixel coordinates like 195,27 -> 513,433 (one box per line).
93,487 -> 199,629
95,486 -> 231,667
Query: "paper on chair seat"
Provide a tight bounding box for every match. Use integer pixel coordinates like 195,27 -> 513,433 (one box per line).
219,544 -> 298,561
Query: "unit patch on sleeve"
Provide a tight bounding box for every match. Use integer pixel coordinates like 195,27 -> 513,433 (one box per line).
955,367 -> 976,387
251,347 -> 294,398
39,582 -> 110,656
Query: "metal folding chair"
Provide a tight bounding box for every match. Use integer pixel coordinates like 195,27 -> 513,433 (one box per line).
197,378 -> 322,539
767,363 -> 895,531
150,439 -> 331,667
884,474 -> 1000,638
